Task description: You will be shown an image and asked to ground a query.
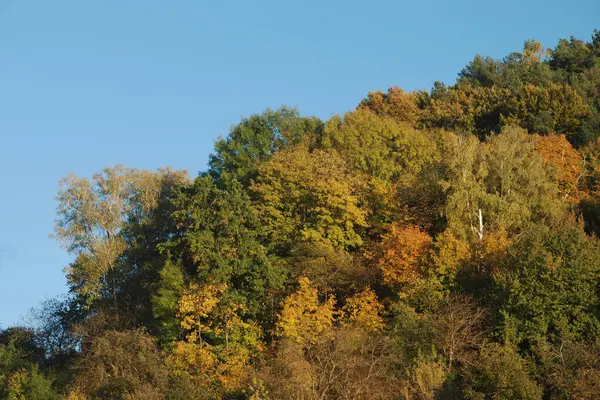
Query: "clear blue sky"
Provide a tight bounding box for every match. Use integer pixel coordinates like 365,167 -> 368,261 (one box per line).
0,0 -> 598,327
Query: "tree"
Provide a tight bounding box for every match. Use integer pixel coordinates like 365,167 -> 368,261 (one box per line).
266,283 -> 400,400
68,329 -> 169,399
375,224 -> 432,289
431,295 -> 486,370
286,241 -> 370,297
251,144 -> 367,250
442,126 -> 565,241
535,133 -> 585,202
151,260 -> 185,346
342,287 -> 384,332
209,107 -> 323,186
358,86 -> 421,126
160,174 -> 282,321
169,282 -> 261,397
423,84 -> 513,136
0,329 -> 61,400
53,166 -> 189,315
504,83 -> 589,135
462,342 -> 543,400
277,277 -> 336,347
550,36 -> 596,73
493,220 -> 600,344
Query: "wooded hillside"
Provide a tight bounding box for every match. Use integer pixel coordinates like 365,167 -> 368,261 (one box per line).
2,30 -> 600,399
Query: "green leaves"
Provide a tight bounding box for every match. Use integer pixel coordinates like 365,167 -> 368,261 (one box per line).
494,220 -> 600,343
209,106 -> 323,186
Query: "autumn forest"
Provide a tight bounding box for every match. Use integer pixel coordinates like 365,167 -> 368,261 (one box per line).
2,31 -> 600,399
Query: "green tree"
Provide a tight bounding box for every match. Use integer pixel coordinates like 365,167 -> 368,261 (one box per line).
493,220 -> 600,344
209,107 -> 323,186
0,329 -> 61,400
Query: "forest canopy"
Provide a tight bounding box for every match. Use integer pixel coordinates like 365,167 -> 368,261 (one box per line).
2,30 -> 600,400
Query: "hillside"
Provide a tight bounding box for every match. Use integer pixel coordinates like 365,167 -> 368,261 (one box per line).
2,30 -> 600,399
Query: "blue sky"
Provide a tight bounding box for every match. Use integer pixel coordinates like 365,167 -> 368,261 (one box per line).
0,0 -> 598,327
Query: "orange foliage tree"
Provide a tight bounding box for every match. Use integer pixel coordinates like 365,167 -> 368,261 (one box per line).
536,133 -> 585,202
376,224 -> 432,287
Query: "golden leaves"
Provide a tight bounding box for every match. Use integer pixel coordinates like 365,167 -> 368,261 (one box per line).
177,282 -> 227,345
342,287 -> 384,332
359,86 -> 421,126
277,277 -> 385,348
277,277 -> 336,345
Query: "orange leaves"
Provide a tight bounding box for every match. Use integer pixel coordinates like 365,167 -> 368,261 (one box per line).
536,134 -> 585,202
376,224 -> 432,287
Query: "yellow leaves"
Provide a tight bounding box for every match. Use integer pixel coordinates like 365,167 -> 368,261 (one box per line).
409,360 -> 447,400
214,352 -> 251,393
169,340 -> 217,377
170,281 -> 259,395
376,224 -> 432,288
433,230 -> 471,277
6,370 -> 28,400
168,332 -> 254,395
342,287 -> 384,332
251,144 -> 367,249
178,282 -> 227,339
475,230 -> 511,274
433,228 -> 511,277
277,277 -> 385,348
65,388 -> 88,400
277,277 -> 336,345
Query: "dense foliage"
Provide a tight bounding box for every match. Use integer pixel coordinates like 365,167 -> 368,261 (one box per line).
3,30 -> 600,399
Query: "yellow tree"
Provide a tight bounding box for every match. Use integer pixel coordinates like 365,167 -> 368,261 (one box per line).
170,282 -> 259,396
177,282 -> 227,346
321,108 -> 443,231
251,144 -> 367,250
277,277 -> 336,346
342,287 -> 385,332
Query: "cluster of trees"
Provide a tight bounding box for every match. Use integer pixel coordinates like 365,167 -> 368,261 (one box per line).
2,30 -> 600,399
